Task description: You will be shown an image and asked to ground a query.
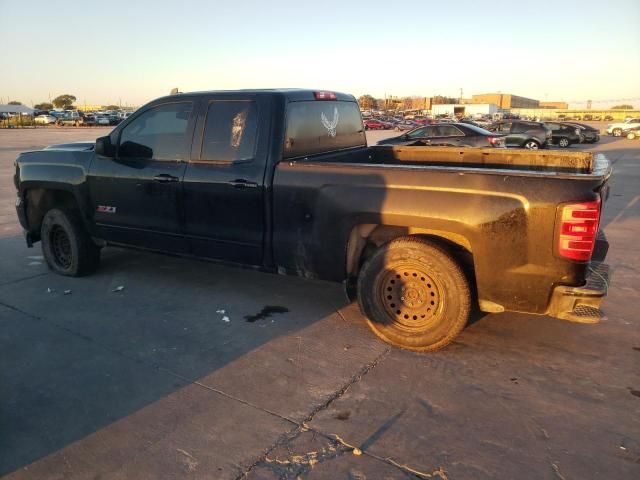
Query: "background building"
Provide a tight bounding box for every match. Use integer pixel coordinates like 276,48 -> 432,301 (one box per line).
431,103 -> 498,117
540,101 -> 569,109
471,93 -> 539,109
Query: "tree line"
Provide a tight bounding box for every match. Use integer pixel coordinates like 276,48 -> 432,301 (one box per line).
6,94 -> 120,111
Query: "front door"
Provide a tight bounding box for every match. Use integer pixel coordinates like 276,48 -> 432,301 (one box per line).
181,95 -> 270,265
88,101 -> 195,252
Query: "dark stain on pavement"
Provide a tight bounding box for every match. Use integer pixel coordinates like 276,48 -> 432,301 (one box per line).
245,305 -> 290,322
335,410 -> 351,420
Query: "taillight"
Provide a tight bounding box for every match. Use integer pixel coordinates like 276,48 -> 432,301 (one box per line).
488,136 -> 505,147
557,199 -> 601,261
314,91 -> 337,100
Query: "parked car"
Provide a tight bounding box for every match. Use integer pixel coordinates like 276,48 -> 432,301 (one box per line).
545,122 -> 582,148
582,114 -> 593,121
488,121 -> 551,149
34,114 -> 57,125
561,122 -> 600,143
604,115 -> 614,121
622,125 -> 640,139
13,89 -> 611,352
377,123 -> 506,148
363,119 -> 388,130
606,118 -> 640,136
95,115 -> 111,126
56,112 -> 84,126
392,119 -> 418,131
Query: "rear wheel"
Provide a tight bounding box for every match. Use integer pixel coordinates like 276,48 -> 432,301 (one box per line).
627,132 -> 637,140
41,208 -> 101,276
558,137 -> 570,148
357,237 -> 471,352
524,139 -> 540,149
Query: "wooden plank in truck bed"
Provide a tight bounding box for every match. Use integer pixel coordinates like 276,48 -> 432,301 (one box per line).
372,146 -> 594,173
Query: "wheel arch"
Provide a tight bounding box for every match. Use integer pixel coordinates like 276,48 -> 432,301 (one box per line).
346,223 -> 475,283
23,187 -> 81,238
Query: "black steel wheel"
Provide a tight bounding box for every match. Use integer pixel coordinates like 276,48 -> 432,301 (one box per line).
357,237 -> 471,351
41,208 -> 101,276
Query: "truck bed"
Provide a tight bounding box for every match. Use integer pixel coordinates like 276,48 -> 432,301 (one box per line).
369,145 -> 609,176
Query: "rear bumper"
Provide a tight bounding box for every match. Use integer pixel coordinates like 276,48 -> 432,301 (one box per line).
546,262 -> 609,323
546,231 -> 610,323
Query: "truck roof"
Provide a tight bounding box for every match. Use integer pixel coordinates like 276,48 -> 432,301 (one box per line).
155,88 -> 356,103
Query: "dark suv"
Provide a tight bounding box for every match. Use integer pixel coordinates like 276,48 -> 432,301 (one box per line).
545,122 -> 582,148
489,121 -> 551,149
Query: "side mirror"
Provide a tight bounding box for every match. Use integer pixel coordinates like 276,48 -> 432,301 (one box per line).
95,135 -> 115,157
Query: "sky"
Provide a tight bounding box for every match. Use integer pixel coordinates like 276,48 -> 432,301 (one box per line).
1,0 -> 639,109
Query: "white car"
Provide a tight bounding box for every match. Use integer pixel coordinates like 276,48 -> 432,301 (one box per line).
607,118 -> 640,136
95,115 -> 110,125
34,114 -> 57,125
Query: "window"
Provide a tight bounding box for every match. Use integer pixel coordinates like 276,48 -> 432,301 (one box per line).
284,101 -> 366,158
407,127 -> 430,138
201,101 -> 259,162
511,122 -> 532,134
119,102 -> 192,160
436,125 -> 464,137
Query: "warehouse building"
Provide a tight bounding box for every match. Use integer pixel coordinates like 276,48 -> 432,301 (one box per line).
471,93 -> 540,109
431,103 -> 498,117
540,101 -> 569,109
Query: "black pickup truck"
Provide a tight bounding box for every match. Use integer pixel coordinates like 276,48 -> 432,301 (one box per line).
14,89 -> 611,351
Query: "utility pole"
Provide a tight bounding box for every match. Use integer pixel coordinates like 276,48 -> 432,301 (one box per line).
459,88 -> 463,103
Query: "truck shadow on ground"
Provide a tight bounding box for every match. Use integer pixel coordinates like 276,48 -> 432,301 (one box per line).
0,243 -> 360,476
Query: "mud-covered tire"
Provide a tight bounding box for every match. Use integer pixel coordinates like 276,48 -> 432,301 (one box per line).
357,237 -> 471,352
41,208 -> 100,276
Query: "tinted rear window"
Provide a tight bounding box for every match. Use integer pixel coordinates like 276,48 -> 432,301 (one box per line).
512,122 -> 541,134
284,101 -> 365,158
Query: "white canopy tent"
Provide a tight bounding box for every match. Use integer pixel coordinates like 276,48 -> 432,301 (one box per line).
0,104 -> 35,115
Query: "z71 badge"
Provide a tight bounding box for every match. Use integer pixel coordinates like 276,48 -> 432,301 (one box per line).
96,205 -> 116,213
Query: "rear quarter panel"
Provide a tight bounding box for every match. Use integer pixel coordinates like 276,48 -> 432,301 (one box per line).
272,161 -> 605,314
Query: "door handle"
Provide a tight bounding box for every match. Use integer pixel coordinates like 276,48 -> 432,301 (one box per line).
153,174 -> 180,183
228,179 -> 258,189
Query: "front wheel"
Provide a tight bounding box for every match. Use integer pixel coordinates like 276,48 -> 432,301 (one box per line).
41,208 -> 101,276
558,137 -> 570,148
357,237 -> 471,352
613,128 -> 622,137
524,140 -> 540,150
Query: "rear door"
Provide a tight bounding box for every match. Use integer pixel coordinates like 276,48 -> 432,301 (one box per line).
495,121 -> 514,146
429,124 -> 466,146
181,94 -> 270,265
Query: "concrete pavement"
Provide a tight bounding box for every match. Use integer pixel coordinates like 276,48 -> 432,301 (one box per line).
0,128 -> 638,479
